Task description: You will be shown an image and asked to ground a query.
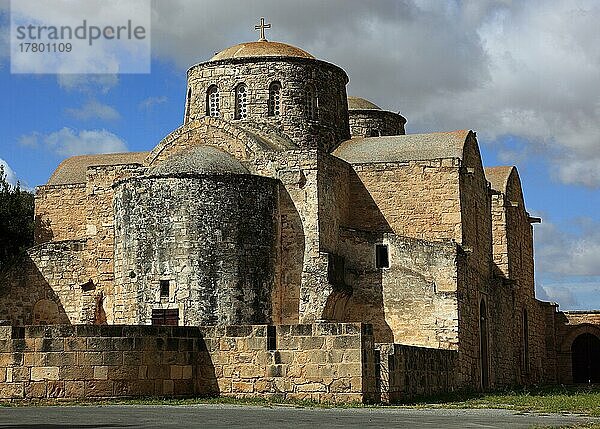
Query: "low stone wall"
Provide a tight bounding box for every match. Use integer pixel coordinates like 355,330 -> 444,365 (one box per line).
0,323 -> 377,403
378,343 -> 458,403
0,325 -> 205,400
200,323 -> 378,403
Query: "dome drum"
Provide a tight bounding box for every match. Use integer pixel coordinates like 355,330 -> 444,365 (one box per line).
185,43 -> 350,152
347,97 -> 406,138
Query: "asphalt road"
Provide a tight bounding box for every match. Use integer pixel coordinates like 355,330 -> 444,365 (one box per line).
0,404 -> 595,428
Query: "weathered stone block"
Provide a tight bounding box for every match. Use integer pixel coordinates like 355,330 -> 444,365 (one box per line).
31,366 -> 59,381
85,380 -> 114,397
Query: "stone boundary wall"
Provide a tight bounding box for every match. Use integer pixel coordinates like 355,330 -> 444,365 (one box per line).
200,323 -> 379,403
0,323 -> 377,404
0,325 -> 205,400
378,343 -> 457,403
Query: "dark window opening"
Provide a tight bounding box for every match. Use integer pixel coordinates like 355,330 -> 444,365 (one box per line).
160,280 -> 170,298
375,244 -> 389,269
267,325 -> 277,351
327,253 -> 345,287
368,129 -> 381,137
151,308 -> 179,326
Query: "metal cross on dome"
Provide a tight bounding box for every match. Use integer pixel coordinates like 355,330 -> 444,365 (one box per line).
255,17 -> 271,41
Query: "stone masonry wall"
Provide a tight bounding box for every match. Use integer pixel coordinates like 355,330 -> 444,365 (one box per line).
347,159 -> 462,240
454,135 -> 494,390
348,110 -> 406,138
84,164 -> 146,325
378,343 -> 458,403
34,184 -> 87,243
0,323 -> 378,404
113,174 -> 278,326
26,241 -> 91,324
382,235 -> 459,348
0,325 -> 208,400
0,256 -> 70,326
201,323 -> 378,403
486,166 -> 546,387
333,231 -> 459,347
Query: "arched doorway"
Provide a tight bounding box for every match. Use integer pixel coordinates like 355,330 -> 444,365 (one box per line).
480,299 -> 489,389
571,333 -> 600,384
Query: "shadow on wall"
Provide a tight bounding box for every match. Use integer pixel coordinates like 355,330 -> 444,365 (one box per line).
0,255 -> 69,325
33,215 -> 54,244
274,186 -> 305,324
321,169 -> 395,342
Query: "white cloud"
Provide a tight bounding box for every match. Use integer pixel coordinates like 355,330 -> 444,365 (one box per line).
19,128 -> 128,157
65,100 -> 121,121
57,74 -> 119,94
535,218 -> 600,278
0,158 -> 17,185
534,217 -> 600,310
539,284 -> 579,308
138,96 -> 168,111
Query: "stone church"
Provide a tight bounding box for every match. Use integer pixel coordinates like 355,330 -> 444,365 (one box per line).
1,24 -> 599,402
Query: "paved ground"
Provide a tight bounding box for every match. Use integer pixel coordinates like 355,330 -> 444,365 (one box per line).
0,404 -> 595,428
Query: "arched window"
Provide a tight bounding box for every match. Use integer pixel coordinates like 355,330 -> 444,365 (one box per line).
304,84 -> 317,120
206,85 -> 220,117
522,308 -> 530,374
268,81 -> 282,117
235,83 -> 248,119
185,88 -> 192,121
479,299 -> 489,389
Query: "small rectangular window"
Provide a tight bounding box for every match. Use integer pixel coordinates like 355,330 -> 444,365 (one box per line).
376,244 -> 389,269
160,280 -> 170,298
267,325 -> 277,351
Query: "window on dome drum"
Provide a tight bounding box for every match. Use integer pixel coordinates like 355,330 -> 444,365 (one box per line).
206,85 -> 220,117
375,244 -> 389,269
268,81 -> 282,116
235,83 -> 248,119
304,84 -> 317,120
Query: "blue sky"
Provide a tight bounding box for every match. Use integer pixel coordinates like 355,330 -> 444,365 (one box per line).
0,0 -> 599,310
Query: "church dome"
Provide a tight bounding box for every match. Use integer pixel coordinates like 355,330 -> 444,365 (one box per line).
347,96 -> 382,111
211,40 -> 315,61
149,146 -> 249,176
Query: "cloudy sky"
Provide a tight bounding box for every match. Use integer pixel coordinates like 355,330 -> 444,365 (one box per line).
0,0 -> 599,310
